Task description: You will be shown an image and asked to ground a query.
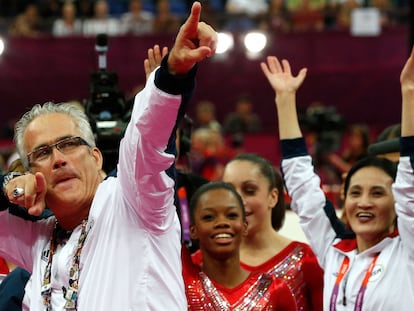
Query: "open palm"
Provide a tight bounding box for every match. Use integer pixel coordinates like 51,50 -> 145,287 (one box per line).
260,56 -> 307,94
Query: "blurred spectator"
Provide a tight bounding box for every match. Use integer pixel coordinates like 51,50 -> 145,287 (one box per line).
197,0 -> 223,30
225,0 -> 268,16
153,0 -> 182,34
259,0 -> 293,32
338,123 -> 398,211
52,1 -> 83,37
223,94 -> 263,135
325,123 -> 370,178
190,128 -> 221,181
336,0 -> 361,28
288,0 -> 325,11
322,1 -> 340,29
339,124 -> 370,165
0,0 -> 409,36
223,0 -> 268,30
371,0 -> 394,26
8,3 -> 46,37
290,0 -> 325,31
190,127 -> 233,181
120,0 -> 154,35
194,100 -> 222,132
83,0 -> 123,36
0,0 -> 24,18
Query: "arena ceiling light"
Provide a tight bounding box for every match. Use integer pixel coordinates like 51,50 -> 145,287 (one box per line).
0,37 -> 5,56
243,31 -> 267,55
216,32 -> 234,54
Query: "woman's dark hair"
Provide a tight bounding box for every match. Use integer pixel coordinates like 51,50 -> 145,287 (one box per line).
343,156 -> 397,198
189,181 -> 245,224
227,153 -> 286,230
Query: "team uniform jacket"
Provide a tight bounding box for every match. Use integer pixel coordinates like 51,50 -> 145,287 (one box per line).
280,137 -> 414,311
0,61 -> 194,310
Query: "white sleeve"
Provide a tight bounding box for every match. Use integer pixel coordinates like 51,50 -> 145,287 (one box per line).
0,212 -> 51,271
282,155 -> 338,267
393,156 -> 414,255
116,70 -> 181,231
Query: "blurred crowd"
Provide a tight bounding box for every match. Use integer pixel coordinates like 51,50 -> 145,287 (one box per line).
0,0 -> 410,38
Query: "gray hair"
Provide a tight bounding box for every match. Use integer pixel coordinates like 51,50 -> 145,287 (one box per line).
14,101 -> 96,169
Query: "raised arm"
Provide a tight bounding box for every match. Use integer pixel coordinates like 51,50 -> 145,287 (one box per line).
394,46 -> 414,252
401,46 -> 414,137
260,56 -> 307,139
119,1 -> 217,225
262,56 -> 343,261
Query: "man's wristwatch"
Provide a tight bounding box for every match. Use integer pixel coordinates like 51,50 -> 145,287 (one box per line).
2,172 -> 24,193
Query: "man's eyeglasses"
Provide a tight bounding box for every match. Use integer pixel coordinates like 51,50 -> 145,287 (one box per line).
27,136 -> 91,165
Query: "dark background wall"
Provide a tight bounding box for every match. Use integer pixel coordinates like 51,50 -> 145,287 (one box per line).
0,26 -> 409,133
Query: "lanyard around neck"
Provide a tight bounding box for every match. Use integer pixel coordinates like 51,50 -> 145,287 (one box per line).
330,253 -> 380,311
41,219 -> 89,311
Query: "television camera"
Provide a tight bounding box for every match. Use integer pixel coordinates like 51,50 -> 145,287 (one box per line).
83,34 -> 130,173
300,105 -> 346,155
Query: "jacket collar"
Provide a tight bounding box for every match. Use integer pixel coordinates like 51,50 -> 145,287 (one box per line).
333,228 -> 399,253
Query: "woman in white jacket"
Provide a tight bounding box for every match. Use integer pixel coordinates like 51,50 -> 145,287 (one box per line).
259,47 -> 414,311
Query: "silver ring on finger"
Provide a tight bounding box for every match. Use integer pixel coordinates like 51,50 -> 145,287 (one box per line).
12,187 -> 24,198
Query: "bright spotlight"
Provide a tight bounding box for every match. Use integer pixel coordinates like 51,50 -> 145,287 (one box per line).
216,32 -> 234,54
0,37 -> 4,56
243,32 -> 267,53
